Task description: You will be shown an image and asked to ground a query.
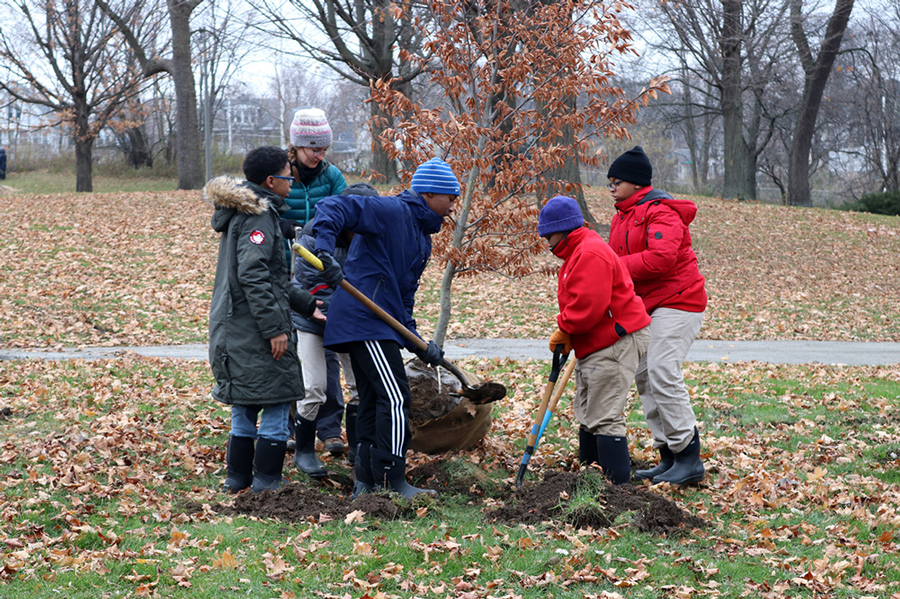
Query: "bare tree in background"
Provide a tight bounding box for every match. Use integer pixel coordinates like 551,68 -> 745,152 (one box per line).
97,0 -> 206,190
814,3 -> 900,197
636,0 -> 792,200
0,0 -> 148,191
787,0 -> 855,206
249,0 -> 431,183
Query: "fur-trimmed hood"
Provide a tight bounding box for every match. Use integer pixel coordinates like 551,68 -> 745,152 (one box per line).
206,176 -> 285,233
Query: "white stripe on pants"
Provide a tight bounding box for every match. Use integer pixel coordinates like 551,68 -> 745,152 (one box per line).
635,308 -> 704,453
364,340 -> 407,456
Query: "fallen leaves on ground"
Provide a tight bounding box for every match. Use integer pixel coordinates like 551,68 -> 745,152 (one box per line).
1,190 -> 898,349
2,357 -> 900,597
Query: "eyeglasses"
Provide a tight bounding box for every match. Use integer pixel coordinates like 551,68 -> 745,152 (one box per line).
303,147 -> 328,157
271,175 -> 293,181
608,179 -> 625,190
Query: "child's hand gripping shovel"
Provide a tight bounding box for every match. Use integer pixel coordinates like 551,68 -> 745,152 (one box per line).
294,243 -> 507,405
515,345 -> 577,488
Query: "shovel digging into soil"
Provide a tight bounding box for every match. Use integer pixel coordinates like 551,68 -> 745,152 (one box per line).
294,243 -> 507,405
516,345 -> 577,488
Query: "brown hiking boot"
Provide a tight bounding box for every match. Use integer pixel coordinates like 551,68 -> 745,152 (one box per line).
323,437 -> 346,456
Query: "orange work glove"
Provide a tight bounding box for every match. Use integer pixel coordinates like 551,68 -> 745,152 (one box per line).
548,328 -> 572,355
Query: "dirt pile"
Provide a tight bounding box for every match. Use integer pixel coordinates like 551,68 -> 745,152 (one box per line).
221,481 -> 411,522
219,463 -> 703,536
488,471 -> 705,534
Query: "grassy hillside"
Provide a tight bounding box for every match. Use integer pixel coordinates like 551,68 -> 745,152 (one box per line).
0,188 -> 897,349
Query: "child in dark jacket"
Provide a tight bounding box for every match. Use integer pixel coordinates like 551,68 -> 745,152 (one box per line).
206,146 -> 323,494
539,195 -> 651,484
311,158 -> 458,499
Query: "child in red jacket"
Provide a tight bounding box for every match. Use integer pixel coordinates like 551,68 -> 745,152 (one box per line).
607,146 -> 707,485
539,195 -> 651,484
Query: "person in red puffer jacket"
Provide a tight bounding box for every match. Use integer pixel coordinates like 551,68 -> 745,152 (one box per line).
539,195 -> 651,485
607,146 -> 707,486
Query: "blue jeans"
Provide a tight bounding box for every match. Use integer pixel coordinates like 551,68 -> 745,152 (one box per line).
230,403 -> 291,441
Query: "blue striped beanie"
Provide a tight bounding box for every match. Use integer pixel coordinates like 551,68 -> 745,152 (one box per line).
411,158 -> 460,195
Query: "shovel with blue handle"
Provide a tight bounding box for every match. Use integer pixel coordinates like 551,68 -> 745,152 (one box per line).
515,345 -> 577,488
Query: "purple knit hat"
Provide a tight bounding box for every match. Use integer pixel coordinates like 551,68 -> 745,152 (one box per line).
538,196 -> 584,237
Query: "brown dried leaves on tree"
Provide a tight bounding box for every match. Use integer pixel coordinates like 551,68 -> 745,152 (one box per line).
369,0 -> 670,340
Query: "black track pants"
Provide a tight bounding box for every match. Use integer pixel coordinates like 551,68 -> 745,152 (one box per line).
347,340 -> 411,457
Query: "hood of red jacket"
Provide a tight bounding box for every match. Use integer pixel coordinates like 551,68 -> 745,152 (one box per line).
615,187 -> 698,226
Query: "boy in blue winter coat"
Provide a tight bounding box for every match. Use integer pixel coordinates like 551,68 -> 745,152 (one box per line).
206,146 -> 324,494
311,158 -> 458,499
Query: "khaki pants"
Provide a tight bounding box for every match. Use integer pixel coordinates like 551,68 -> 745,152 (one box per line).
573,327 -> 650,437
296,330 -> 358,422
635,308 -> 704,453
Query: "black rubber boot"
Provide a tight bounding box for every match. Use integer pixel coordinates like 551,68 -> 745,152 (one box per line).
292,417 -> 328,478
346,405 -> 358,464
596,435 -> 631,485
223,435 -> 255,493
350,443 -> 375,500
578,427 -> 598,465
250,437 -> 286,493
370,446 -> 438,499
652,428 -> 705,486
634,445 -> 675,481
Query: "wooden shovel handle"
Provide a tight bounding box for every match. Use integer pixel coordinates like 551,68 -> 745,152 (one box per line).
547,357 -> 577,413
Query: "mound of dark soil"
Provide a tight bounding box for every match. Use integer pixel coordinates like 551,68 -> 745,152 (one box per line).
488,471 -> 704,535
220,481 -> 414,523
223,482 -> 350,522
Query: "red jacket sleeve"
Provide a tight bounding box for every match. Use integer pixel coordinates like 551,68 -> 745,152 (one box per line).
557,250 -> 612,335
618,204 -> 684,282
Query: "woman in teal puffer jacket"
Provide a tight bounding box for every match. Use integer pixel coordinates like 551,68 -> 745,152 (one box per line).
281,108 -> 348,462
282,108 -> 346,232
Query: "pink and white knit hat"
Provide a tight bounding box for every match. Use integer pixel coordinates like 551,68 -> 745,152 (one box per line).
289,108 -> 333,148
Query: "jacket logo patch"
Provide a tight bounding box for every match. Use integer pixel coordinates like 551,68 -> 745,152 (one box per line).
654,231 -> 663,239
249,230 -> 266,245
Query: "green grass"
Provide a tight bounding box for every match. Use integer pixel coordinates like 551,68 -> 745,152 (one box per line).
2,170 -> 178,194
3,359 -> 900,597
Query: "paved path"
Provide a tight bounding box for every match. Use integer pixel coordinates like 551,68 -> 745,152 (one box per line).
2,339 -> 899,366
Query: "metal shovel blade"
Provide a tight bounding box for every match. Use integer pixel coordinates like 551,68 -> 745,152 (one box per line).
440,359 -> 507,404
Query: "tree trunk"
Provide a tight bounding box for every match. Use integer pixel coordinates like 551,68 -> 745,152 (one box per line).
74,99 -> 93,192
788,0 -> 855,207
433,140 -> 485,345
545,96 -> 596,228
168,0 -> 204,190
434,261 -> 456,347
369,100 -> 399,183
75,137 -> 94,193
125,126 -> 153,168
720,0 -> 748,199
744,150 -> 758,201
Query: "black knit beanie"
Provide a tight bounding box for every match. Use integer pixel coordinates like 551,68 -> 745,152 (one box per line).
607,146 -> 652,187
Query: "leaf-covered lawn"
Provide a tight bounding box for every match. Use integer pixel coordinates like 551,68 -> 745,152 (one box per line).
1,190 -> 898,348
1,357 -> 899,597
